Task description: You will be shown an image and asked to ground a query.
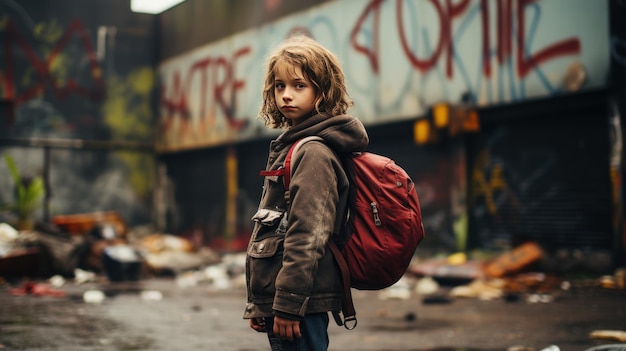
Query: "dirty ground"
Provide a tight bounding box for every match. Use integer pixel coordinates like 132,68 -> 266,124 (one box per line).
1,278 -> 625,351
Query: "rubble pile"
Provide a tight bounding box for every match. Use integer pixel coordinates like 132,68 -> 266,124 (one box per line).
0,212 -> 226,285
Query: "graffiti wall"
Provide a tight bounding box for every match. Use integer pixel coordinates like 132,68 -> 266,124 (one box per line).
0,0 -> 156,226
158,0 -> 610,152
468,108 -> 612,252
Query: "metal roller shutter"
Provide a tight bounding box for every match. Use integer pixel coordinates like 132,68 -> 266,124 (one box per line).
468,96 -> 612,252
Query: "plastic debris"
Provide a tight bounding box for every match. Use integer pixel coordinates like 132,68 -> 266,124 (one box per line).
589,330 -> 626,342
378,278 -> 412,300
74,268 -> 97,284
450,278 -> 504,300
0,223 -> 19,242
203,265 -> 232,290
140,290 -> 163,301
539,345 -> 560,351
0,223 -> 19,257
415,276 -> 439,295
447,252 -> 467,265
526,293 -> 554,304
49,275 -> 65,288
83,289 -> 106,304
583,345 -> 626,351
507,345 -> 535,351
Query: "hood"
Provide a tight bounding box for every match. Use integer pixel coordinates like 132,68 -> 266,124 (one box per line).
277,114 -> 369,153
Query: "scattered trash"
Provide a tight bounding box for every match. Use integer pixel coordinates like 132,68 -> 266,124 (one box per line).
176,271 -> 200,288
379,278 -> 411,300
589,330 -> 626,342
526,293 -> 555,304
49,275 -> 65,288
203,265 -> 232,290
140,290 -> 163,301
415,276 -> 439,295
539,345 -> 560,351
74,268 -> 96,284
583,344 -> 626,351
83,289 -> 106,304
447,252 -> 467,265
508,345 -> 560,351
600,268 -> 626,290
9,281 -> 66,297
450,278 -> 504,300
91,223 -> 119,241
52,211 -> 126,238
485,242 -> 543,278
408,257 -> 484,283
0,223 -> 19,243
102,245 -> 143,282
138,234 -> 194,253
508,345 -> 535,351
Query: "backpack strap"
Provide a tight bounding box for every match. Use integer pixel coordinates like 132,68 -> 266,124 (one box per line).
329,240 -> 357,329
283,136 -> 324,188
283,136 -> 358,330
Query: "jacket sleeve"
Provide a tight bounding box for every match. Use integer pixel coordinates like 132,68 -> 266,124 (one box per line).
272,141 -> 340,317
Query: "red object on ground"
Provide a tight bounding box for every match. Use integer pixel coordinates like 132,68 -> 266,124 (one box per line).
9,281 -> 66,297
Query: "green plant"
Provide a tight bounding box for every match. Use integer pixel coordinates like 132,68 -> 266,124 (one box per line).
1,153 -> 45,225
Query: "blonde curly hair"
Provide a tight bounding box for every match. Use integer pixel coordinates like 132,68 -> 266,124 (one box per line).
259,35 -> 353,129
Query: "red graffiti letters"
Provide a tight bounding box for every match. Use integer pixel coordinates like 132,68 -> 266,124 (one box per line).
352,0 -> 581,79
160,47 -> 250,133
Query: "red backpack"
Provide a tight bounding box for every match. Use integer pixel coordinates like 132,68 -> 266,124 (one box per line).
283,136 -> 425,329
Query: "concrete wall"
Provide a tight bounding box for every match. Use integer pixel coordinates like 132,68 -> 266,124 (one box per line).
157,0 -> 610,152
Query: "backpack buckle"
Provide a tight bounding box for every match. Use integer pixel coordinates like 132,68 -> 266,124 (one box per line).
343,315 -> 357,330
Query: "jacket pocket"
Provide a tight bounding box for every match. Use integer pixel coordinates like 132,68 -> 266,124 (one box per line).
248,235 -> 283,258
247,235 -> 284,298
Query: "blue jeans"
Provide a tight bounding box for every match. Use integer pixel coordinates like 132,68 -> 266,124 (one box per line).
265,313 -> 329,351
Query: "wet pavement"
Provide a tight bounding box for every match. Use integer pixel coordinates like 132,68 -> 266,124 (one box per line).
0,278 -> 625,351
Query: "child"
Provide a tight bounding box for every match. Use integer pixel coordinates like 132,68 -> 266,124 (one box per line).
243,35 -> 369,351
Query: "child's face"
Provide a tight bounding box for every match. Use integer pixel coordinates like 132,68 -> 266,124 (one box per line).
273,62 -> 317,125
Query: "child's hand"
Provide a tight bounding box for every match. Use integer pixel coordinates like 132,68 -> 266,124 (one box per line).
273,315 -> 302,341
249,318 -> 266,332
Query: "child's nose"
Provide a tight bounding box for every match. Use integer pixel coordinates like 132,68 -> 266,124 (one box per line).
282,89 -> 293,100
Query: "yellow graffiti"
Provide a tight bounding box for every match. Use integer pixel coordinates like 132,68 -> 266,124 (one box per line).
103,67 -> 156,196
103,67 -> 155,139
34,19 -> 63,43
452,213 -> 468,252
48,52 -> 70,87
117,151 -> 155,199
472,150 -> 508,215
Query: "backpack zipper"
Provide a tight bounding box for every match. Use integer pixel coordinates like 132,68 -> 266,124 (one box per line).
370,202 -> 382,226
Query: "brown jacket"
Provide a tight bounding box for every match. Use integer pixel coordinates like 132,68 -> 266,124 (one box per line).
243,113 -> 369,320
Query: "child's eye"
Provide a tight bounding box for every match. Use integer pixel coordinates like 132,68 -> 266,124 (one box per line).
295,83 -> 306,89
275,83 -> 285,89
